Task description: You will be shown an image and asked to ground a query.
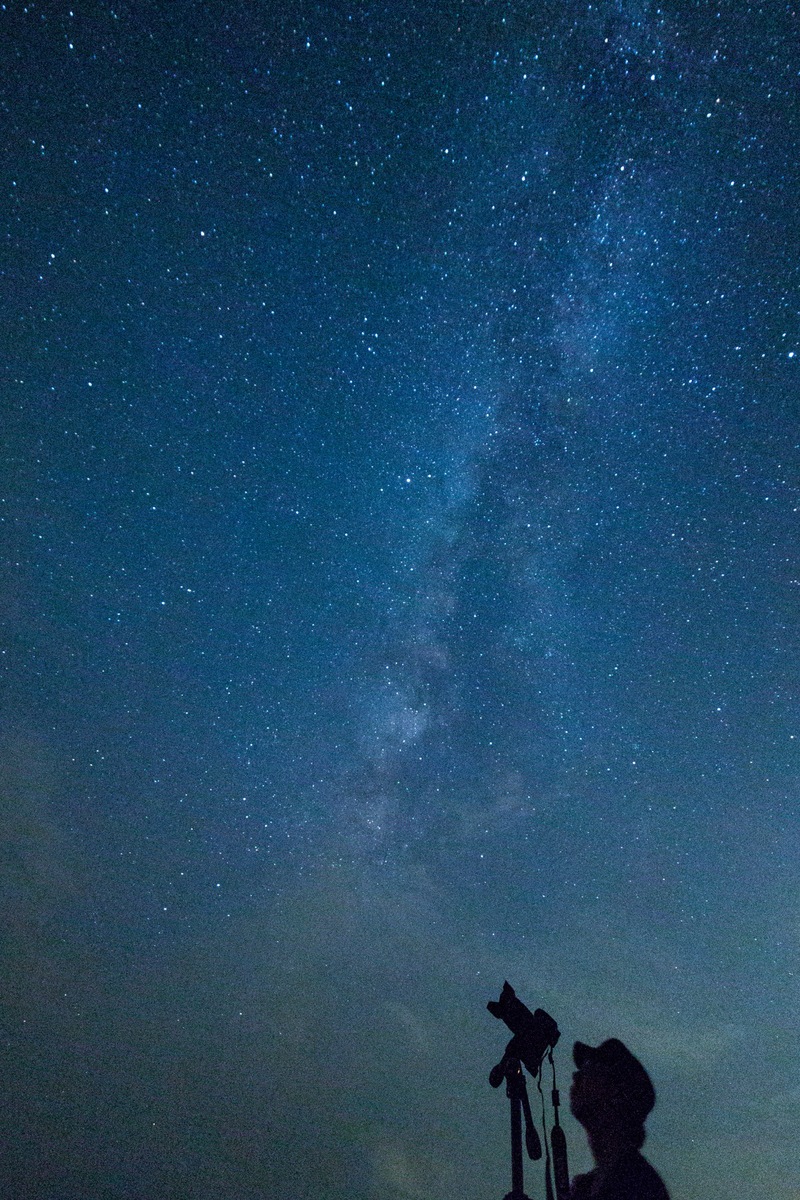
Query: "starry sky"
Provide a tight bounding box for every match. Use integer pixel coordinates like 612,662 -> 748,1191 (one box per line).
2,2 -> 799,1198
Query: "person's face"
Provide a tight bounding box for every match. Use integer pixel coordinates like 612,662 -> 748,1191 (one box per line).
570,1062 -> 609,1126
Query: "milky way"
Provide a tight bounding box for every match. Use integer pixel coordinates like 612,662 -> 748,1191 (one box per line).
2,3 -> 798,1198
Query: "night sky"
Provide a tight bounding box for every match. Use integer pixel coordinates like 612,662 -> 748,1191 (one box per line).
3,2 -> 799,1198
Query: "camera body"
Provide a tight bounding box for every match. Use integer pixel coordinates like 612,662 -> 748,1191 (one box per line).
487,981 -> 560,1085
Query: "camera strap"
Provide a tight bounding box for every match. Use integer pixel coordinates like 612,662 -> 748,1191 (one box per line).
548,1049 -> 571,1200
537,1065 -> 556,1200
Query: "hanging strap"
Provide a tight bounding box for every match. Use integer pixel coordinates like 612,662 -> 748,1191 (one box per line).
549,1049 -> 571,1200
537,1064 -> 556,1200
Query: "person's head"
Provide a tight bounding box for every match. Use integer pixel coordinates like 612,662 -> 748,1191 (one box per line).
570,1038 -> 656,1149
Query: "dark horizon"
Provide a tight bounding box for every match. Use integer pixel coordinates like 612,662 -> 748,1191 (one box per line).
2,2 -> 798,1197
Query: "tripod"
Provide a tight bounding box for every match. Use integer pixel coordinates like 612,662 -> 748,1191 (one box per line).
500,1056 -> 540,1200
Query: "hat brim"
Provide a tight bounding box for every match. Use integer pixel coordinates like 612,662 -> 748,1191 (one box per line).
573,1041 -> 595,1069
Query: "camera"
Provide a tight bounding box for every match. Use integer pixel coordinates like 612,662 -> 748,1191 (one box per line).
487,981 -> 560,1085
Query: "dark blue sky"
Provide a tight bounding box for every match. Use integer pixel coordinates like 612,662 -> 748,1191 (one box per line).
2,2 -> 798,1198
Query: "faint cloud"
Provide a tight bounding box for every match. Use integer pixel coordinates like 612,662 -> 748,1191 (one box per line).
383,1000 -> 434,1056
372,1140 -> 451,1200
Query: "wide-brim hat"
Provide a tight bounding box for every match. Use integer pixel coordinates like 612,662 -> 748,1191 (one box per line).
573,1038 -> 656,1121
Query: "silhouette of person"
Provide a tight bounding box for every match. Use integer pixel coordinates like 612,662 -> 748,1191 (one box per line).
569,1038 -> 670,1200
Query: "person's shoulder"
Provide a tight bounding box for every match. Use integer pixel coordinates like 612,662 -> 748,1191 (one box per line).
569,1169 -> 598,1200
620,1150 -> 670,1200
571,1153 -> 669,1200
